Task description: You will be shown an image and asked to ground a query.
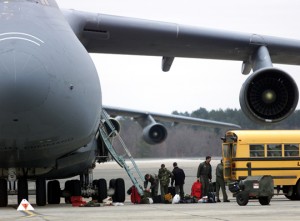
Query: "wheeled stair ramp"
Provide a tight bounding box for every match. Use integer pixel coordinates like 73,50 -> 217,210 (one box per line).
99,109 -> 145,196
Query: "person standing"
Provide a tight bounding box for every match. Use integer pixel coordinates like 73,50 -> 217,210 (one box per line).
216,159 -> 230,202
197,156 -> 212,197
144,174 -> 159,198
171,162 -> 185,199
158,164 -> 173,201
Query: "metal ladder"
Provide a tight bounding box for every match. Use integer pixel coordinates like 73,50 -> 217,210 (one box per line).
98,109 -> 145,196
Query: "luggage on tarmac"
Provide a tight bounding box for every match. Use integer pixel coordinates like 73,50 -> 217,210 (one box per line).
153,195 -> 162,204
207,182 -> 216,203
179,195 -> 197,203
130,186 -> 141,204
191,180 -> 202,200
207,191 -> 216,203
168,186 -> 176,196
164,193 -> 173,203
209,182 -> 216,192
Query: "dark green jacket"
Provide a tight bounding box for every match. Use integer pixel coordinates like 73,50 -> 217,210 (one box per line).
197,161 -> 212,180
144,174 -> 158,189
216,163 -> 224,178
158,168 -> 173,186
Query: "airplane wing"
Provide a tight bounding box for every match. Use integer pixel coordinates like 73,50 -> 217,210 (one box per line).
103,105 -> 240,129
62,9 -> 300,125
62,9 -> 300,66
103,105 -> 240,145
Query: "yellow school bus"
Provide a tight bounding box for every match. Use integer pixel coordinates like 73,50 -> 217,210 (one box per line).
221,130 -> 300,200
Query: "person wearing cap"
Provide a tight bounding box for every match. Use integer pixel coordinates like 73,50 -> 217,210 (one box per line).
171,162 -> 185,199
216,159 -> 230,202
197,156 -> 212,197
144,173 -> 159,198
158,164 -> 173,201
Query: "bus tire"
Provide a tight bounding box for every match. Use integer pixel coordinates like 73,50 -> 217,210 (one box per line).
295,180 -> 300,199
236,191 -> 249,206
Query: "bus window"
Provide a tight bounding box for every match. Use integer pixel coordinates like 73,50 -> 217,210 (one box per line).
232,144 -> 237,157
284,144 -> 299,157
250,144 -> 264,157
267,144 -> 282,157
223,144 -> 232,158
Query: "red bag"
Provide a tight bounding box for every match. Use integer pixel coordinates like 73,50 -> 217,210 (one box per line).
191,180 -> 202,200
130,186 -> 141,204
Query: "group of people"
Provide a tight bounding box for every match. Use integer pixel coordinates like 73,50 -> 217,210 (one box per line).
144,156 -> 229,203
144,162 -> 185,201
196,156 -> 230,202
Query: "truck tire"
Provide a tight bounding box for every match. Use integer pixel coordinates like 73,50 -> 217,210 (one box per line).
236,191 -> 249,206
258,196 -> 271,205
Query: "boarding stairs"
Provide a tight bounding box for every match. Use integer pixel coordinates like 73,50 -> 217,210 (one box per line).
98,109 -> 145,196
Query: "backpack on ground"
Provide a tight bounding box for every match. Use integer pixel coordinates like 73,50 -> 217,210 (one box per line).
207,192 -> 216,203
130,186 -> 141,204
191,180 -> 202,200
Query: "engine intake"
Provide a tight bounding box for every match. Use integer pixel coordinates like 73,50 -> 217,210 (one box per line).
239,68 -> 299,123
142,123 -> 168,145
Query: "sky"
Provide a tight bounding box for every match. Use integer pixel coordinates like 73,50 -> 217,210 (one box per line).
56,0 -> 300,114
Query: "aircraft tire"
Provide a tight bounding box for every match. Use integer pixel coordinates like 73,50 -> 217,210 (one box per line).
36,177 -> 46,206
0,178 -> 8,207
109,179 -> 116,202
114,178 -> 125,202
64,180 -> 72,204
92,180 -> 99,200
72,180 -> 81,196
17,177 -> 28,205
97,178 -> 107,203
236,191 -> 249,206
48,180 -> 61,204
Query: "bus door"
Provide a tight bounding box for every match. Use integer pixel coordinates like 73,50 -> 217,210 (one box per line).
222,143 -> 233,181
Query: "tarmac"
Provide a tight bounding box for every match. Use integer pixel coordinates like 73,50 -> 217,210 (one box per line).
1,158 -> 300,221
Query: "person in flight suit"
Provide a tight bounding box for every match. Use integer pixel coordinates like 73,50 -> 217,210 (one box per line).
216,159 -> 230,202
197,156 -> 212,197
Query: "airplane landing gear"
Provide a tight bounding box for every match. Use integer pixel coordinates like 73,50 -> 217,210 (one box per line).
0,179 -> 8,207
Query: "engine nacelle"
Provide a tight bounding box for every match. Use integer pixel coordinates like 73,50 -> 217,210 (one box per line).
239,67 -> 299,123
103,118 -> 121,137
142,123 -> 168,145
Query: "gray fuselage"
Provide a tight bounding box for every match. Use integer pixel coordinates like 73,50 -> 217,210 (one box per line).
0,1 -> 101,169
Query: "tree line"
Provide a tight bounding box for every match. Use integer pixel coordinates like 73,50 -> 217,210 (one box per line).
111,108 -> 300,159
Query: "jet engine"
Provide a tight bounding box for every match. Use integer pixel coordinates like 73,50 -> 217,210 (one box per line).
142,123 -> 168,145
239,67 -> 299,123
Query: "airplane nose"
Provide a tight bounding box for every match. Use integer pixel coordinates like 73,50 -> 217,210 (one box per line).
0,50 -> 50,113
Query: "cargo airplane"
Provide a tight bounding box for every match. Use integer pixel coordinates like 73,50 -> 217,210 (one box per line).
0,0 -> 298,206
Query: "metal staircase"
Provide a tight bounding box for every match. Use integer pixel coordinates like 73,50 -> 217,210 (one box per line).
98,109 -> 145,196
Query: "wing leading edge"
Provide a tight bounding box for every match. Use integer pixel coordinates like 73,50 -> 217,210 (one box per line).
103,105 -> 240,129
62,9 -> 300,124
62,9 -> 300,66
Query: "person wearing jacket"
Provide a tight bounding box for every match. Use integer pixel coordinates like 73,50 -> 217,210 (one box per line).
171,162 -> 185,199
144,173 -> 159,198
158,164 -> 173,201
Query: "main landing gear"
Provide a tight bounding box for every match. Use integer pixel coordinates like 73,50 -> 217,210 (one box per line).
0,171 -> 125,207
